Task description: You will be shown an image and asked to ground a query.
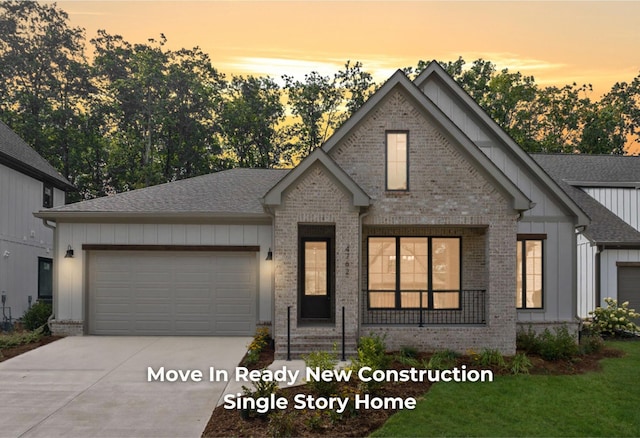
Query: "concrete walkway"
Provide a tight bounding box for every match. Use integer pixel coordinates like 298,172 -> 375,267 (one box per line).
0,336 -> 250,438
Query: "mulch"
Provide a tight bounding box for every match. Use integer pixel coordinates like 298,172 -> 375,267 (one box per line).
201,344 -> 628,438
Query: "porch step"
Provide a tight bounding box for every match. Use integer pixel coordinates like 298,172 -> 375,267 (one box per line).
274,336 -> 358,360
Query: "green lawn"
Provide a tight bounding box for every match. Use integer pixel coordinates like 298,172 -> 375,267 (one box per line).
372,341 -> 640,437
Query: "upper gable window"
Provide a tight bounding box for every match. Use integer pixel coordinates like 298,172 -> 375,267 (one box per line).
386,131 -> 408,191
43,184 -> 53,208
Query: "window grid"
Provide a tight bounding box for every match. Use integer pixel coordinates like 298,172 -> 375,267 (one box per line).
368,236 -> 461,310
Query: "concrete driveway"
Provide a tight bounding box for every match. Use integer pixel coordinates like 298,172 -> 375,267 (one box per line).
0,336 -> 250,437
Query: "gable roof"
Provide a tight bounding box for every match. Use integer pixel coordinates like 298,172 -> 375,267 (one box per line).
0,120 -> 74,191
533,154 -> 640,246
322,69 -> 533,212
35,168 -> 289,221
262,148 -> 370,207
413,61 -> 589,226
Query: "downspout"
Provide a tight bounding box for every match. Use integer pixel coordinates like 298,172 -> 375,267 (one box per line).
41,218 -> 56,333
595,245 -> 602,311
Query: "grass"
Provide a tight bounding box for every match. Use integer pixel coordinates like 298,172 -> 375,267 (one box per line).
372,341 -> 640,437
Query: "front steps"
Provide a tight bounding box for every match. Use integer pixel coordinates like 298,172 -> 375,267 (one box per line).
274,334 -> 358,360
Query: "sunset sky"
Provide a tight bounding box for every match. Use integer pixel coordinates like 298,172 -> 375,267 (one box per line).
51,0 -> 640,98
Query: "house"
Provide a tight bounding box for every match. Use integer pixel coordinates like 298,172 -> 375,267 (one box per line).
532,154 -> 640,320
0,120 -> 74,324
34,62 -> 590,357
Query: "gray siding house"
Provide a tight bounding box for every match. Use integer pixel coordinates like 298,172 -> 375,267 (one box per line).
0,121 -> 73,322
533,154 -> 640,319
36,62 -> 589,357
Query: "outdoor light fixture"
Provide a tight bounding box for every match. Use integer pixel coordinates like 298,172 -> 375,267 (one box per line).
65,244 -> 74,258
265,248 -> 273,261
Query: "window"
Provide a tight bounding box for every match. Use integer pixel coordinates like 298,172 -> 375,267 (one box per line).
516,237 -> 544,309
38,258 -> 53,303
298,225 -> 335,321
368,237 -> 460,309
386,131 -> 408,190
43,184 -> 53,208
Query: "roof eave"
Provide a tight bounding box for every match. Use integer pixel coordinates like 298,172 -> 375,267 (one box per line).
414,62 -> 590,227
33,210 -> 273,224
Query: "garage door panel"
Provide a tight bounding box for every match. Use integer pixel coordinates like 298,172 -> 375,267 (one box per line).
89,251 -> 257,335
618,266 -> 640,325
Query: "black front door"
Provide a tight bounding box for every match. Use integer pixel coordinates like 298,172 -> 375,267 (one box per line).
299,225 -> 334,322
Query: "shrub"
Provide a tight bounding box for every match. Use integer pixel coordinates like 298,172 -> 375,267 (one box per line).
427,349 -> 459,370
303,347 -> 339,396
21,302 -> 52,333
589,298 -> 640,336
241,370 -> 279,418
352,334 -> 390,393
516,325 -> 541,354
579,332 -> 605,355
476,349 -> 506,368
537,326 -> 579,361
396,345 -> 421,367
509,352 -> 533,375
399,345 -> 419,359
267,410 -> 297,437
243,326 -> 271,366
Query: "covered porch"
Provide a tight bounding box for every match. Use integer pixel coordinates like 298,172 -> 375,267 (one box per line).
361,225 -> 488,327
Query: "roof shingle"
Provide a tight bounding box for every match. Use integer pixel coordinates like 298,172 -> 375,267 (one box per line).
0,120 -> 73,190
533,154 -> 640,245
41,168 -> 289,216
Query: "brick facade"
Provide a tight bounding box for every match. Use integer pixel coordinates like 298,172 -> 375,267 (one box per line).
273,88 -> 521,357
273,163 -> 361,359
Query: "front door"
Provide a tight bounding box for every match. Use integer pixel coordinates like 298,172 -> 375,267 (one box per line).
299,225 -> 334,321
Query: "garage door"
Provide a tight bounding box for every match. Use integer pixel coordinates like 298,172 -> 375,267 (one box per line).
88,251 -> 257,335
618,265 -> 640,325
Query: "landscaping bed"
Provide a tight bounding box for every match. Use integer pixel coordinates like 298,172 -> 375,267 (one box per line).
0,330 -> 63,362
202,342 -> 626,438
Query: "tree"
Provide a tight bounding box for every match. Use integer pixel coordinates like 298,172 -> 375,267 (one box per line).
283,71 -> 343,159
0,0 -> 95,197
91,31 -> 224,191
218,75 -> 285,168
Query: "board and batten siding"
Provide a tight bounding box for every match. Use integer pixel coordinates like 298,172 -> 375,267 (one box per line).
576,233 -> 597,317
54,222 -> 273,324
582,187 -> 640,231
0,163 -> 65,318
516,220 -> 577,323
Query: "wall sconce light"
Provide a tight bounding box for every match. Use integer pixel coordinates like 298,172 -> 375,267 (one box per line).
65,245 -> 74,258
265,248 -> 273,261
2,250 -> 9,258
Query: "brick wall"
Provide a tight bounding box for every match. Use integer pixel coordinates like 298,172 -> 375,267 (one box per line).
273,88 -> 521,356
331,88 -> 519,354
273,163 -> 361,359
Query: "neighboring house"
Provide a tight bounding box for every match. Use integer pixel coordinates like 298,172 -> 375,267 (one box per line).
0,120 -> 74,323
533,154 -> 640,319
35,62 -> 590,357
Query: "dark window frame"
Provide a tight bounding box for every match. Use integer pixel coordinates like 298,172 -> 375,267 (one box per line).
298,225 -> 336,323
366,236 -> 462,310
516,234 -> 545,310
43,183 -> 53,208
385,130 -> 409,191
37,257 -> 53,302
